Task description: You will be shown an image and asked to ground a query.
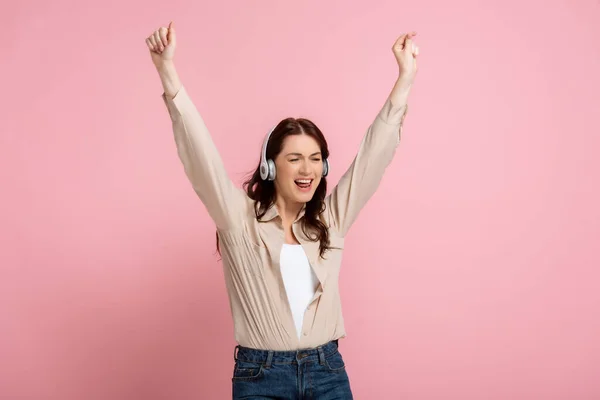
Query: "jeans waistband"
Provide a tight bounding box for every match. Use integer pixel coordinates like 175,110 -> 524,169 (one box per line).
234,340 -> 340,368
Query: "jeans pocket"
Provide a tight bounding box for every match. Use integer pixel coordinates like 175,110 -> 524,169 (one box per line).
232,360 -> 264,381
324,350 -> 346,373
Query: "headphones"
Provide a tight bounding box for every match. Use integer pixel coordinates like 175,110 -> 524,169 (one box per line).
259,125 -> 330,181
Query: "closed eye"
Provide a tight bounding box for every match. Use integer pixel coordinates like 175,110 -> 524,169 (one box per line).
286,152 -> 322,160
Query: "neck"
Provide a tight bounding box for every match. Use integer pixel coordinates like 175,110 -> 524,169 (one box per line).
275,196 -> 304,224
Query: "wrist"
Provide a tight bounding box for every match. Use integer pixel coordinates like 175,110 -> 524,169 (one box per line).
395,75 -> 413,92
155,59 -> 175,71
389,77 -> 412,106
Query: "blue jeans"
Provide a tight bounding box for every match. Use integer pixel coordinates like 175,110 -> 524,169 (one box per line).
232,339 -> 354,399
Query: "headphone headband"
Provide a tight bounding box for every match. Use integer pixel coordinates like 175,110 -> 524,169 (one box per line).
259,125 -> 276,181
259,124 -> 329,181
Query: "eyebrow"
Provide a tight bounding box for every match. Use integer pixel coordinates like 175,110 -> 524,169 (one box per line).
285,152 -> 322,157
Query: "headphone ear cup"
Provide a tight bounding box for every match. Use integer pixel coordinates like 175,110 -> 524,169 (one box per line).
259,160 -> 268,181
267,159 -> 276,181
322,159 -> 329,177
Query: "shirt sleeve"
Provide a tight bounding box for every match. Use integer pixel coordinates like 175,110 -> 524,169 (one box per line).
162,85 -> 246,230
325,97 -> 408,236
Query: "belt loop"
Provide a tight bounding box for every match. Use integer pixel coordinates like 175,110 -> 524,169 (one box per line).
318,345 -> 326,365
233,345 -> 240,361
265,350 -> 274,369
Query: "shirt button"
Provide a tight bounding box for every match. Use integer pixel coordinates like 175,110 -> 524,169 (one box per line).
303,332 -> 308,336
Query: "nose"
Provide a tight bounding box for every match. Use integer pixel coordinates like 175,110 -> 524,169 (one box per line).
299,160 -> 311,176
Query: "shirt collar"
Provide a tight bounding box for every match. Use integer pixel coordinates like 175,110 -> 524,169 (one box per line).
259,202 -> 306,223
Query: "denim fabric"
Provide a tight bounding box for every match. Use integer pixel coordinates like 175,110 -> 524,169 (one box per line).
232,340 -> 354,399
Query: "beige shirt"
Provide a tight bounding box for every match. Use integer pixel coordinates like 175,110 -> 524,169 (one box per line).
162,85 -> 408,351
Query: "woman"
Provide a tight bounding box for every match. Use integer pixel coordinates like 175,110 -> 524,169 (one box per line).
146,21 -> 418,400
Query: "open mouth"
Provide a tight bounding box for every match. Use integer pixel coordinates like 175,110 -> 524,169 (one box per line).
294,179 -> 313,191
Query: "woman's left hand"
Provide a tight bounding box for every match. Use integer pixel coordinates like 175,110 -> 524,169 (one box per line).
392,32 -> 419,86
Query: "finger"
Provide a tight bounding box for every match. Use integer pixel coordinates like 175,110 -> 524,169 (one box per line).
393,33 -> 409,50
153,31 -> 164,51
167,21 -> 176,44
394,31 -> 417,50
145,38 -> 155,52
411,42 -> 420,55
148,35 -> 159,52
405,31 -> 417,46
159,27 -> 168,47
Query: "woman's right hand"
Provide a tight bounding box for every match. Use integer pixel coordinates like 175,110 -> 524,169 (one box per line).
145,21 -> 176,67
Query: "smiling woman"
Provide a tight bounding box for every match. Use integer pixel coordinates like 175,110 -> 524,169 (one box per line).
243,117 -> 332,251
146,20 -> 418,400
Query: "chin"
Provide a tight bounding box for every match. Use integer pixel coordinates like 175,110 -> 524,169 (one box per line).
290,187 -> 317,203
295,192 -> 315,203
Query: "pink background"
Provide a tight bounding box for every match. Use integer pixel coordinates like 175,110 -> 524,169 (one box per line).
2,0 -> 599,399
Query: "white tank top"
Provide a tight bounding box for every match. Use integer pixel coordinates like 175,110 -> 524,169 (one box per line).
279,244 -> 319,339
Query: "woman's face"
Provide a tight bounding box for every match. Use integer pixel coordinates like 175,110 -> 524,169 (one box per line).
273,134 -> 324,205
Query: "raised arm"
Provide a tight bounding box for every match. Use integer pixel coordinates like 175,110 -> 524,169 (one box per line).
146,22 -> 246,230
326,32 -> 419,236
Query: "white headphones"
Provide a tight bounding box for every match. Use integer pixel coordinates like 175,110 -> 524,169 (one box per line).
259,125 -> 330,181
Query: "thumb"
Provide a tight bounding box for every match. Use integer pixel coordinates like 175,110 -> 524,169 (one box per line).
167,21 -> 176,44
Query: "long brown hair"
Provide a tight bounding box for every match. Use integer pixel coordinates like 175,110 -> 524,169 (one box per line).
217,117 -> 332,258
